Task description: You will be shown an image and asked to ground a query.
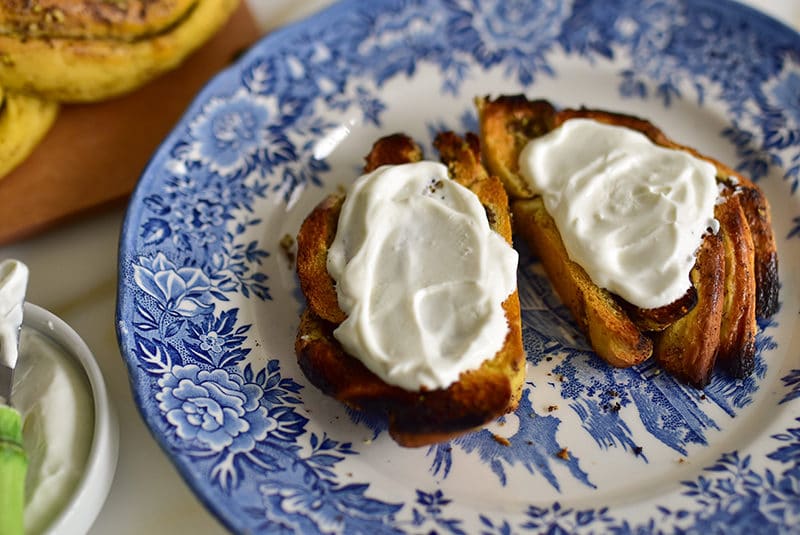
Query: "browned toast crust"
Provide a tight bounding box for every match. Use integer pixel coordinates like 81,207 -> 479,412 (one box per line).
295,194 -> 346,324
620,290 -> 698,333
654,233 -> 725,388
716,188 -> 758,378
296,296 -> 523,447
475,96 -> 556,199
477,94 -> 778,385
736,185 -> 779,318
363,133 -> 424,172
512,197 -> 652,367
295,132 -> 525,447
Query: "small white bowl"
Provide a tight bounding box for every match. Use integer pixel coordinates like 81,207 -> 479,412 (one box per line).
21,303 -> 119,535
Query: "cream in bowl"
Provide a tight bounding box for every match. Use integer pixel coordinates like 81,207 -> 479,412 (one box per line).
12,303 -> 118,535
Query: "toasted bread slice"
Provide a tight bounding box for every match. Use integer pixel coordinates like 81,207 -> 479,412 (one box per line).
296,134 -> 427,325
295,193 -> 347,324
715,187 -> 757,378
477,94 -> 777,385
477,96 -> 699,334
295,132 -> 525,447
653,233 -> 725,387
735,184 -> 779,318
513,197 -> 652,367
557,104 -> 780,320
476,95 -> 556,199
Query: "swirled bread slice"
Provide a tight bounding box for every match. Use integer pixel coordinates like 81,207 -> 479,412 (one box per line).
295,132 -> 525,447
736,184 -> 779,318
653,232 -> 724,387
714,186 -> 758,378
477,95 -> 778,386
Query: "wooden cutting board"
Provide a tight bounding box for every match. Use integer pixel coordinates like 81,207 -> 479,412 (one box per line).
0,2 -> 260,245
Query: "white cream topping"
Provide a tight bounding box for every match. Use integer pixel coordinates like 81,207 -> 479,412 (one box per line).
327,161 -> 518,391
0,259 -> 28,379
519,118 -> 719,309
13,328 -> 94,535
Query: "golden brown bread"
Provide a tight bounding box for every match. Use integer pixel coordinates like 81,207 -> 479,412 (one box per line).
295,132 -> 525,447
476,95 -> 556,199
512,197 -> 652,368
363,132 -> 424,172
653,232 -> 724,387
295,193 -> 347,325
476,94 -> 778,385
295,133 -> 427,325
0,0 -> 238,101
736,184 -> 779,318
620,290 -> 698,333
715,187 -> 757,378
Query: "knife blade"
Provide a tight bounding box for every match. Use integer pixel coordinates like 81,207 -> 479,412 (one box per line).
0,358 -> 12,407
0,259 -> 29,535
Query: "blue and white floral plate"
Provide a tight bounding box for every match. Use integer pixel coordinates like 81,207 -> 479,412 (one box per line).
116,1 -> 800,532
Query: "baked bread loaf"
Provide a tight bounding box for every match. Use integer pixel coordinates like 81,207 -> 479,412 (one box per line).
476,95 -> 778,387
0,87 -> 58,179
0,0 -> 238,101
295,132 -> 525,447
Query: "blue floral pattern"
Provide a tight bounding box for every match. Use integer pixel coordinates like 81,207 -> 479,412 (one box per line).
133,253 -> 214,318
116,0 -> 800,533
157,366 -> 271,453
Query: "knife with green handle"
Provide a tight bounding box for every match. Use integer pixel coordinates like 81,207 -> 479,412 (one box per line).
0,259 -> 29,535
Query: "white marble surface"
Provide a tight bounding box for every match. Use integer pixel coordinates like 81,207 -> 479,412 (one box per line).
0,1 -> 796,533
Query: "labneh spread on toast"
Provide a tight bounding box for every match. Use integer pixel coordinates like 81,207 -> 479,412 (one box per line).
327,161 -> 517,391
476,95 -> 779,387
295,132 -> 525,447
518,118 -> 720,310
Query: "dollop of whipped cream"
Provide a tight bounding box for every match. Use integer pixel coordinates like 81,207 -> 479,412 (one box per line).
327,161 -> 518,391
519,118 -> 719,309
